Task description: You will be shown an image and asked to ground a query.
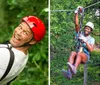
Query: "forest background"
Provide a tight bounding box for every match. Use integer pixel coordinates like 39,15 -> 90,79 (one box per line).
0,0 -> 48,85
50,0 -> 100,85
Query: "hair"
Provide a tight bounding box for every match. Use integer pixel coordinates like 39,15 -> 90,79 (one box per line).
84,26 -> 93,31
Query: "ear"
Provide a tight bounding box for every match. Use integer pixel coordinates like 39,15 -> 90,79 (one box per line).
29,39 -> 37,45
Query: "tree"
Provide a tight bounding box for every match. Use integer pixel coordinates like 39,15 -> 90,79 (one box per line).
50,0 -> 100,85
0,0 -> 48,85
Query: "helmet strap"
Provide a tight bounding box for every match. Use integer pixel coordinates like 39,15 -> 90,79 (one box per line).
18,37 -> 34,47
10,37 -> 34,48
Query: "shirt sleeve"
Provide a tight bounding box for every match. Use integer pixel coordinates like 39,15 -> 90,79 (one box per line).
89,37 -> 95,45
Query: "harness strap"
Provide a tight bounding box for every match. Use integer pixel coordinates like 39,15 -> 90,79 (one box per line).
0,47 -> 15,81
76,8 -> 84,52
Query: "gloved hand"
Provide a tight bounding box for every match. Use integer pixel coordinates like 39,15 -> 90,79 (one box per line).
78,34 -> 87,42
74,6 -> 83,14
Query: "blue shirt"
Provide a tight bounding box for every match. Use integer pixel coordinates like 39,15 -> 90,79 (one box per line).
82,35 -> 95,56
76,32 -> 95,56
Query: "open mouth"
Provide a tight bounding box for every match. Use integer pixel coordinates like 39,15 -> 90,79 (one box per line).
85,30 -> 89,33
13,34 -> 21,41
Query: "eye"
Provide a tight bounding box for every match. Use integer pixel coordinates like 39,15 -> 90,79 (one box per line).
19,27 -> 22,30
17,25 -> 22,30
23,31 -> 28,35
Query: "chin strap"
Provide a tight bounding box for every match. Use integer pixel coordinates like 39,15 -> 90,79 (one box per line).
16,37 -> 34,47
10,37 -> 34,48
3,36 -> 34,48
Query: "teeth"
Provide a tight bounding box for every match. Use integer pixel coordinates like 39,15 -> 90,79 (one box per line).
14,35 -> 20,40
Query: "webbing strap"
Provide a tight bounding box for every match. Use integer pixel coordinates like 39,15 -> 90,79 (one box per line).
79,8 -> 84,32
76,8 -> 84,52
0,48 -> 15,81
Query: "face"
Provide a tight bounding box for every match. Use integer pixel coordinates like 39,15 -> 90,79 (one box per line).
10,22 -> 34,47
84,26 -> 92,36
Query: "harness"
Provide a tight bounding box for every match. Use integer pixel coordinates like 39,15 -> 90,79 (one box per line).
0,40 -> 31,84
0,41 -> 15,85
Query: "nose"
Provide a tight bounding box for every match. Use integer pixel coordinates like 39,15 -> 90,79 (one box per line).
85,29 -> 89,32
17,29 -> 23,36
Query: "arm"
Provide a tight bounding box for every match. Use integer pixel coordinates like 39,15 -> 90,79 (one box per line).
74,13 -> 80,32
85,42 -> 94,52
74,6 -> 83,32
79,34 -> 95,52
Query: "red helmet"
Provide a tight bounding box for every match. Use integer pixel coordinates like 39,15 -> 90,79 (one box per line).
22,16 -> 46,42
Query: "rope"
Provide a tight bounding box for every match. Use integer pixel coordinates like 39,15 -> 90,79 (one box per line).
50,1 -> 100,12
84,1 -> 100,9
50,10 -> 74,12
76,9 -> 84,52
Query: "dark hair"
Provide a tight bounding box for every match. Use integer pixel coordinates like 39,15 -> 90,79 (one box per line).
84,26 -> 93,31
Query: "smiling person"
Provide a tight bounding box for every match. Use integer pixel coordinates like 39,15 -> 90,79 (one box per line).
62,6 -> 95,79
0,16 -> 46,85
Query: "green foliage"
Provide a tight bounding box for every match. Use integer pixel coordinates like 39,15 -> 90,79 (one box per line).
50,0 -> 100,85
0,0 -> 48,85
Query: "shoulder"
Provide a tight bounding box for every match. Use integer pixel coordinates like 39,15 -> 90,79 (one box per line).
90,36 -> 95,41
88,36 -> 95,44
0,48 -> 10,61
12,48 -> 28,61
0,46 -> 10,55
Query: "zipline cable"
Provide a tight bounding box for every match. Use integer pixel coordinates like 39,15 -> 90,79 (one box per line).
84,1 -> 100,9
50,1 -> 100,12
50,10 -> 74,12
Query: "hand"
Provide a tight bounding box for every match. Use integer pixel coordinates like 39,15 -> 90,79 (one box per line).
78,34 -> 87,42
74,6 -> 83,14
